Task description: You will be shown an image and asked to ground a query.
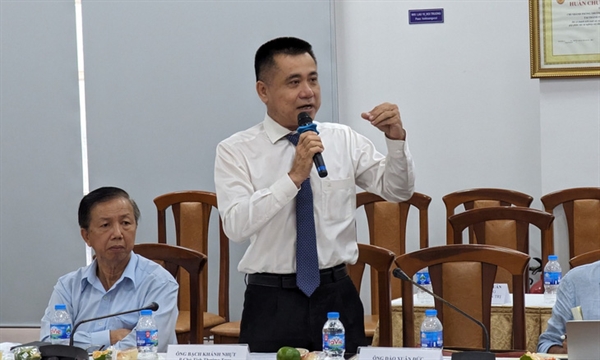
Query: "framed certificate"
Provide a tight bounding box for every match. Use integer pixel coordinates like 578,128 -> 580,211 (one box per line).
530,0 -> 600,78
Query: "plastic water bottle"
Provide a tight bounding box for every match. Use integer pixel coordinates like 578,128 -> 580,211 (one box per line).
420,309 -> 443,349
544,255 -> 562,303
322,312 -> 345,359
50,304 -> 72,345
136,310 -> 158,360
415,268 -> 433,303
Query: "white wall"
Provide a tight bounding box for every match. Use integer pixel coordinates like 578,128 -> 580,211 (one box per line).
540,79 -> 600,192
335,1 -> 543,258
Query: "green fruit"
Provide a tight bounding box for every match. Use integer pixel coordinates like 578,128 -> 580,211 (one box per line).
277,347 -> 301,360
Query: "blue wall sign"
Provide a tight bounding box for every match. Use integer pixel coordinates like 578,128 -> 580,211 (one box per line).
409,8 -> 444,24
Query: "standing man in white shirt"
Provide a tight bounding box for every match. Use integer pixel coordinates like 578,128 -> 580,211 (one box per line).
214,37 -> 415,353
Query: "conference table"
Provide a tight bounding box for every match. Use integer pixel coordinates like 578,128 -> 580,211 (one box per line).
250,353 -> 543,360
372,293 -> 553,353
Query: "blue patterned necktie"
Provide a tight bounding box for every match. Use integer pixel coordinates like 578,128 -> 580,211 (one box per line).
286,133 -> 320,296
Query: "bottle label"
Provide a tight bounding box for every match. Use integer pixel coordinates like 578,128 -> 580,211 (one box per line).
50,324 -> 71,340
323,333 -> 345,352
136,329 -> 158,347
420,330 -> 443,348
544,271 -> 561,285
416,271 -> 431,286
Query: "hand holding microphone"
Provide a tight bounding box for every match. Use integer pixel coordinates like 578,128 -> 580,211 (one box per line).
296,112 -> 327,178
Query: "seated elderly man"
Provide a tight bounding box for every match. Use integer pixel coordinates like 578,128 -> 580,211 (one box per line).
537,259 -> 600,354
40,187 -> 178,351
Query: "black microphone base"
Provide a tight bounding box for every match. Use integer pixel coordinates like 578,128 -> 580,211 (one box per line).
451,351 -> 495,360
39,344 -> 88,360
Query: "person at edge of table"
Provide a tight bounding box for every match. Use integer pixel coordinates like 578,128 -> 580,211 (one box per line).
40,186 -> 179,352
214,36 -> 415,353
537,259 -> 600,354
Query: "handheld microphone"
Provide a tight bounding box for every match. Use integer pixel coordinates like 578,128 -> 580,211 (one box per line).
297,112 -> 328,178
392,268 -> 494,360
38,302 -> 159,360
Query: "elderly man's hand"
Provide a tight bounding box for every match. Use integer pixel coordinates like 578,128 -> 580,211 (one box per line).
361,102 -> 406,140
109,329 -> 131,345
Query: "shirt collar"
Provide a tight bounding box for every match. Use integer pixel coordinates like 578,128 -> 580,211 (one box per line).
82,258 -> 98,285
263,113 -> 294,144
81,253 -> 138,290
121,253 -> 138,286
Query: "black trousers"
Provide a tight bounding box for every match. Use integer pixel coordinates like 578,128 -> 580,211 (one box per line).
239,268 -> 368,353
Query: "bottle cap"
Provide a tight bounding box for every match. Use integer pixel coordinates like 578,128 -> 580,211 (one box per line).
54,304 -> 67,310
327,312 -> 339,319
140,309 -> 152,316
425,309 -> 437,316
548,255 -> 558,261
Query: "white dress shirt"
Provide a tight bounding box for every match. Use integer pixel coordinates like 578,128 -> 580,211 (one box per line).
214,114 -> 415,274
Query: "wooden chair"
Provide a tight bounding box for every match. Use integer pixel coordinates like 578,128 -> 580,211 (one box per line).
210,319 -> 240,344
448,207 -> 554,288
355,191 -> 431,342
443,188 -> 533,245
133,243 -> 207,344
569,249 -> 600,268
154,190 -> 230,343
395,244 -> 530,351
347,243 -> 396,347
541,187 -> 600,267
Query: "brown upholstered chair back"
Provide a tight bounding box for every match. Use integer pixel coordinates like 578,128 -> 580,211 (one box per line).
443,188 -> 533,245
354,192 -> 430,343
356,191 -> 431,301
154,190 -> 230,341
133,243 -> 207,344
448,207 -> 554,291
395,244 -> 530,351
541,187 -> 600,268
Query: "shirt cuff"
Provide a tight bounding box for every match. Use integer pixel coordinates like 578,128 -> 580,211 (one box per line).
385,137 -> 408,158
270,174 -> 300,205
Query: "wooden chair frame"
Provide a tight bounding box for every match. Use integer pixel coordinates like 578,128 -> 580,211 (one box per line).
355,191 -> 430,341
541,187 -> 600,265
357,191 -> 431,251
569,249 -> 600,268
443,188 -> 533,245
395,244 -> 529,351
154,190 -> 230,340
347,243 -> 396,347
133,243 -> 207,344
448,206 -> 554,270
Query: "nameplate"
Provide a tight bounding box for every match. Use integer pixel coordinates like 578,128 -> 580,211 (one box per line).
491,283 -> 510,305
408,9 -> 444,25
358,346 -> 443,360
166,344 -> 249,360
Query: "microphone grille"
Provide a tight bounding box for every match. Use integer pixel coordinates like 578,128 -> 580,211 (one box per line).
297,112 -> 312,126
393,268 -> 411,281
148,302 -> 159,311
